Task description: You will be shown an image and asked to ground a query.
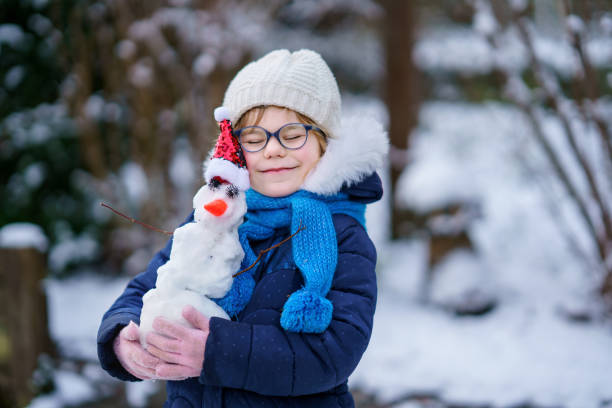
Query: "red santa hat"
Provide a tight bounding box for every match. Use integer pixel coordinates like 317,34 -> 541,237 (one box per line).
203,107 -> 250,191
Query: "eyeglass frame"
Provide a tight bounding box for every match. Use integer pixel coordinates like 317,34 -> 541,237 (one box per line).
232,122 -> 326,153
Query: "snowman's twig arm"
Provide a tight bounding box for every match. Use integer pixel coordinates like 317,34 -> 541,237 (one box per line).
100,202 -> 174,236
233,222 -> 306,278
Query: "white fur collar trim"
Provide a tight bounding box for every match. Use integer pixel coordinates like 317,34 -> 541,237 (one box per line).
302,115 -> 388,195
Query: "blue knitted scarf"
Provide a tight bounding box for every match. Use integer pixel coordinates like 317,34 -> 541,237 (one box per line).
215,189 -> 366,333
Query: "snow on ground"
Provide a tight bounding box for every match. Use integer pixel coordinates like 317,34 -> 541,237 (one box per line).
351,242 -> 612,408
28,369 -> 97,408
45,273 -> 130,360
350,101 -> 612,408
396,101 -> 599,307
34,273 -> 159,407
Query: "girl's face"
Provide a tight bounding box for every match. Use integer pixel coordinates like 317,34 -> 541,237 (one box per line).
241,107 -> 322,197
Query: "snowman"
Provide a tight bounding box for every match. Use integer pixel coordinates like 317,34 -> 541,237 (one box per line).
139,108 -> 249,348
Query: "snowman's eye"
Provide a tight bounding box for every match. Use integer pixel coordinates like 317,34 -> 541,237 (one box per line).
226,185 -> 238,198
209,178 -> 221,190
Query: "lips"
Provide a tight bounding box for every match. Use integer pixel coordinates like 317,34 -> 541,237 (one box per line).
261,166 -> 297,173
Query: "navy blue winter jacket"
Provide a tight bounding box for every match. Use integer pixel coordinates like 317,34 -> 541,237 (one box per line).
97,173 -> 382,407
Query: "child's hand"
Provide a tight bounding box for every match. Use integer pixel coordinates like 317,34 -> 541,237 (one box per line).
145,305 -> 210,380
113,321 -> 160,380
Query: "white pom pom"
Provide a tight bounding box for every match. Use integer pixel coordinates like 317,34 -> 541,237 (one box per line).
214,107 -> 231,122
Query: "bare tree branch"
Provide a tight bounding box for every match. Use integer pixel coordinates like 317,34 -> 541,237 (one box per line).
560,0 -> 612,187
512,13 -> 612,253
475,0 -> 612,293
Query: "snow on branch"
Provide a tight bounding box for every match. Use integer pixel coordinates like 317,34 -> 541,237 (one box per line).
472,0 -> 612,302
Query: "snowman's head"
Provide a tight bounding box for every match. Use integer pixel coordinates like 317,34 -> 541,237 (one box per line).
193,179 -> 246,229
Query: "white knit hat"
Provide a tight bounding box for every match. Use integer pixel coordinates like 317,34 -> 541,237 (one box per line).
222,49 -> 341,136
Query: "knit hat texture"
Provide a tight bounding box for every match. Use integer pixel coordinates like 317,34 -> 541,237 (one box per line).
222,49 -> 341,136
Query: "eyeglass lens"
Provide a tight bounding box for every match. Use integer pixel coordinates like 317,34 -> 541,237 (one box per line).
238,124 -> 309,152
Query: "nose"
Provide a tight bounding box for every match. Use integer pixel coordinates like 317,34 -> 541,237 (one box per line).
263,135 -> 286,158
204,199 -> 228,217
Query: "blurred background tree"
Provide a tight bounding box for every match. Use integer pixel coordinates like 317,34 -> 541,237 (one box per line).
475,0 -> 612,303
3,0 -> 610,290
10,0 -> 384,277
0,0 -> 103,276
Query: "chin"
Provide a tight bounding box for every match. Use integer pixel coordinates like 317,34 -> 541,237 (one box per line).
263,188 -> 297,198
254,182 -> 300,198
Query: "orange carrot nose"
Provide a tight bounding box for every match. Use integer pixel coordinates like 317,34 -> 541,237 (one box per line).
204,199 -> 228,217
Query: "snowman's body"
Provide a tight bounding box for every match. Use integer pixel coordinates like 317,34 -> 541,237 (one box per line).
139,182 -> 246,347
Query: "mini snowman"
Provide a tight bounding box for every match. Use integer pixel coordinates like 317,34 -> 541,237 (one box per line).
139,107 -> 249,348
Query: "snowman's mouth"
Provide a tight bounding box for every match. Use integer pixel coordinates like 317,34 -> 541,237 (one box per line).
204,199 -> 228,217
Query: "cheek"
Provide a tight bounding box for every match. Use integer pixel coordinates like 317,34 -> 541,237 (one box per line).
243,152 -> 258,171
297,140 -> 322,169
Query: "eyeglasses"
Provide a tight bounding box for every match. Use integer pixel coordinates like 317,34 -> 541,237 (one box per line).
233,123 -> 325,153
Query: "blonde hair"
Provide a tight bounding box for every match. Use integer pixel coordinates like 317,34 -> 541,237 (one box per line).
235,106 -> 329,154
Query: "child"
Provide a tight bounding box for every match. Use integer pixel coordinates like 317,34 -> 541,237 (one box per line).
97,48 -> 388,407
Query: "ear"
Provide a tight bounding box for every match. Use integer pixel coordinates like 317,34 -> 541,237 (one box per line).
192,185 -> 209,210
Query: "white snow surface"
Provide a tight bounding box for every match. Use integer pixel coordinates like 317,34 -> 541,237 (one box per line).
0,222 -> 48,252
119,161 -> 150,207
414,24 -> 612,76
45,273 -> 131,360
48,233 -> 99,272
349,101 -> 612,408
28,369 -> 96,408
350,242 -> 612,408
